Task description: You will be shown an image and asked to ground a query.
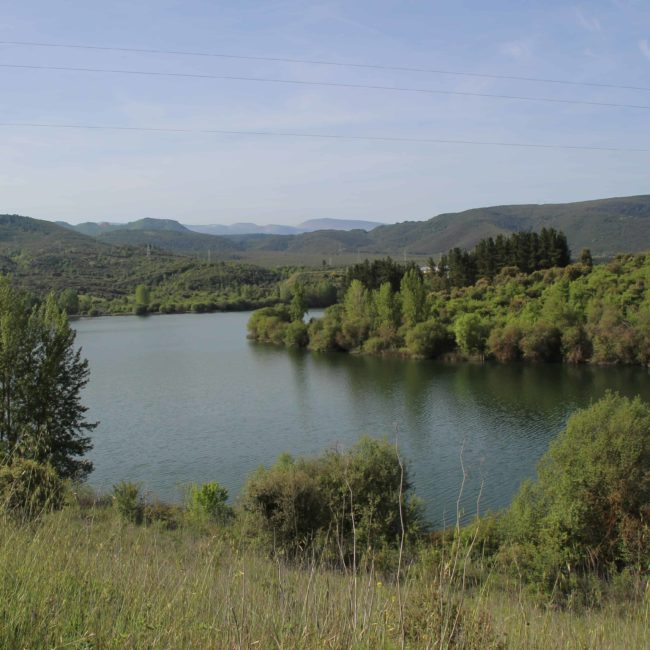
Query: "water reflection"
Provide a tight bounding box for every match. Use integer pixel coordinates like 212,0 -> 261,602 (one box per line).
74,314 -> 650,528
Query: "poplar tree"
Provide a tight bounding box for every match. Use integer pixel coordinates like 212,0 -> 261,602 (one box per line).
400,268 -> 427,327
0,279 -> 96,481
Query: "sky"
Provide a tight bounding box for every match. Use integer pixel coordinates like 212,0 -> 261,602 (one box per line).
0,0 -> 649,225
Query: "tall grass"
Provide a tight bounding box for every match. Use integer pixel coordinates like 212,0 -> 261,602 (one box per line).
0,504 -> 647,649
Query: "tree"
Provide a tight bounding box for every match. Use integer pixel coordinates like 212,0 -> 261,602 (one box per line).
289,283 -> 307,322
452,313 -> 490,357
57,289 -> 80,315
400,268 -> 427,327
134,284 -> 151,315
374,281 -> 400,330
0,279 -> 96,481
506,393 -> 650,590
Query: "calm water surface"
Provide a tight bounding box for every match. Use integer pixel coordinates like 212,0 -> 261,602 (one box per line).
74,313 -> 650,527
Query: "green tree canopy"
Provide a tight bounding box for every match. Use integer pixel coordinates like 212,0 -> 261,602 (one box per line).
289,283 -> 307,322
400,268 -> 427,327
0,279 -> 96,480
506,392 -> 650,588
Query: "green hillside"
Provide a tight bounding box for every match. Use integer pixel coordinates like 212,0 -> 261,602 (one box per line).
62,195 -> 650,262
0,214 -> 285,310
96,228 -> 240,256
235,194 -> 650,261
369,195 -> 650,258
62,217 -> 191,237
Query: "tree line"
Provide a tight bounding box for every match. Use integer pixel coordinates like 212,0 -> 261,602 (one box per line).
248,238 -> 650,366
434,228 -> 572,288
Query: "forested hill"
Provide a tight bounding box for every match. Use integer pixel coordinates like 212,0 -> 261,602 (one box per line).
54,195 -> 650,261
368,194 -> 650,258
0,213 -> 196,296
0,214 -> 282,305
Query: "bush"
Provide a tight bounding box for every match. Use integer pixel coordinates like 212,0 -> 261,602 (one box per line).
561,325 -> 592,363
487,324 -> 523,362
307,305 -> 343,352
143,501 -> 182,530
0,459 -> 64,519
112,481 -> 143,524
186,482 -> 233,525
520,322 -> 562,362
241,437 -> 422,560
362,336 -> 390,354
405,319 -> 452,358
283,321 -> 309,348
504,393 -> 650,595
247,306 -> 290,344
452,313 -> 490,357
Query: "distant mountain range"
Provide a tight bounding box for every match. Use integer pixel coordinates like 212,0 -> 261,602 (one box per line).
186,218 -> 385,235
54,195 -> 650,261
58,217 -> 385,238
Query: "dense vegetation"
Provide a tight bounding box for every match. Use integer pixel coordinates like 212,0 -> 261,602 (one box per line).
250,247 -> 650,366
0,214 -> 342,316
0,244 -> 648,646
1,394 -> 648,647
435,228 -> 571,287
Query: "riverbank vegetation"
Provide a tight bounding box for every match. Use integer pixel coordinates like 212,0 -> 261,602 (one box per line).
1,393 -> 648,647
61,264 -> 341,317
250,243 -> 650,366
1,268 -> 648,647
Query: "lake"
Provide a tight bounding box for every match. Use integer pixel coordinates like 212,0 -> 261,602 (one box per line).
74,312 -> 650,527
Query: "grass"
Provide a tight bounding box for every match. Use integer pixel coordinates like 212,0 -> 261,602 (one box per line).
0,504 -> 647,649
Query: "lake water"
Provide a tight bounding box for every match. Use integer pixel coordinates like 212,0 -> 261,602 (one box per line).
74,312 -> 650,527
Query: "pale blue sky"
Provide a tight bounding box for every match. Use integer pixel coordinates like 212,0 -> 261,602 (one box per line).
1,1 -> 649,225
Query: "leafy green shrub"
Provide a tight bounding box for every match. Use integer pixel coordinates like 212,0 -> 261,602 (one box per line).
283,321 -> 309,348
0,459 -> 64,519
307,305 -> 343,352
186,482 -> 233,525
405,319 -> 452,358
452,313 -> 490,357
520,322 -> 562,362
247,306 -> 290,344
241,437 -> 422,560
504,393 -> 650,595
487,324 -> 523,362
112,481 -> 143,524
143,500 -> 182,529
561,325 -> 592,363
362,335 -> 392,354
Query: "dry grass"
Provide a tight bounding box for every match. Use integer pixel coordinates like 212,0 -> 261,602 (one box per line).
0,506 -> 646,649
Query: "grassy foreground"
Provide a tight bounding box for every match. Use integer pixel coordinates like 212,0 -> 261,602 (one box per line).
0,504 -> 647,649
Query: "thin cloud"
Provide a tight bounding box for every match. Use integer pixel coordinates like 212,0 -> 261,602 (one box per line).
499,40 -> 531,60
575,7 -> 602,32
640,39 -> 650,61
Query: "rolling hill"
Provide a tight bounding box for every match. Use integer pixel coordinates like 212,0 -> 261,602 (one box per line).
368,195 -> 650,257
0,214 -> 284,303
13,195 -> 650,267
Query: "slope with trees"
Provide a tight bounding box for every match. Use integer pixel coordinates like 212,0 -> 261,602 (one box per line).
249,232 -> 650,366
58,195 -> 650,262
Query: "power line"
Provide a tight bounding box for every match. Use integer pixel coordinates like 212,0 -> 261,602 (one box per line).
1,38 -> 649,93
1,121 -> 648,152
3,63 -> 650,111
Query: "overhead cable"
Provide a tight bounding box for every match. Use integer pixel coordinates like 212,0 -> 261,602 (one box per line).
2,63 -> 650,111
